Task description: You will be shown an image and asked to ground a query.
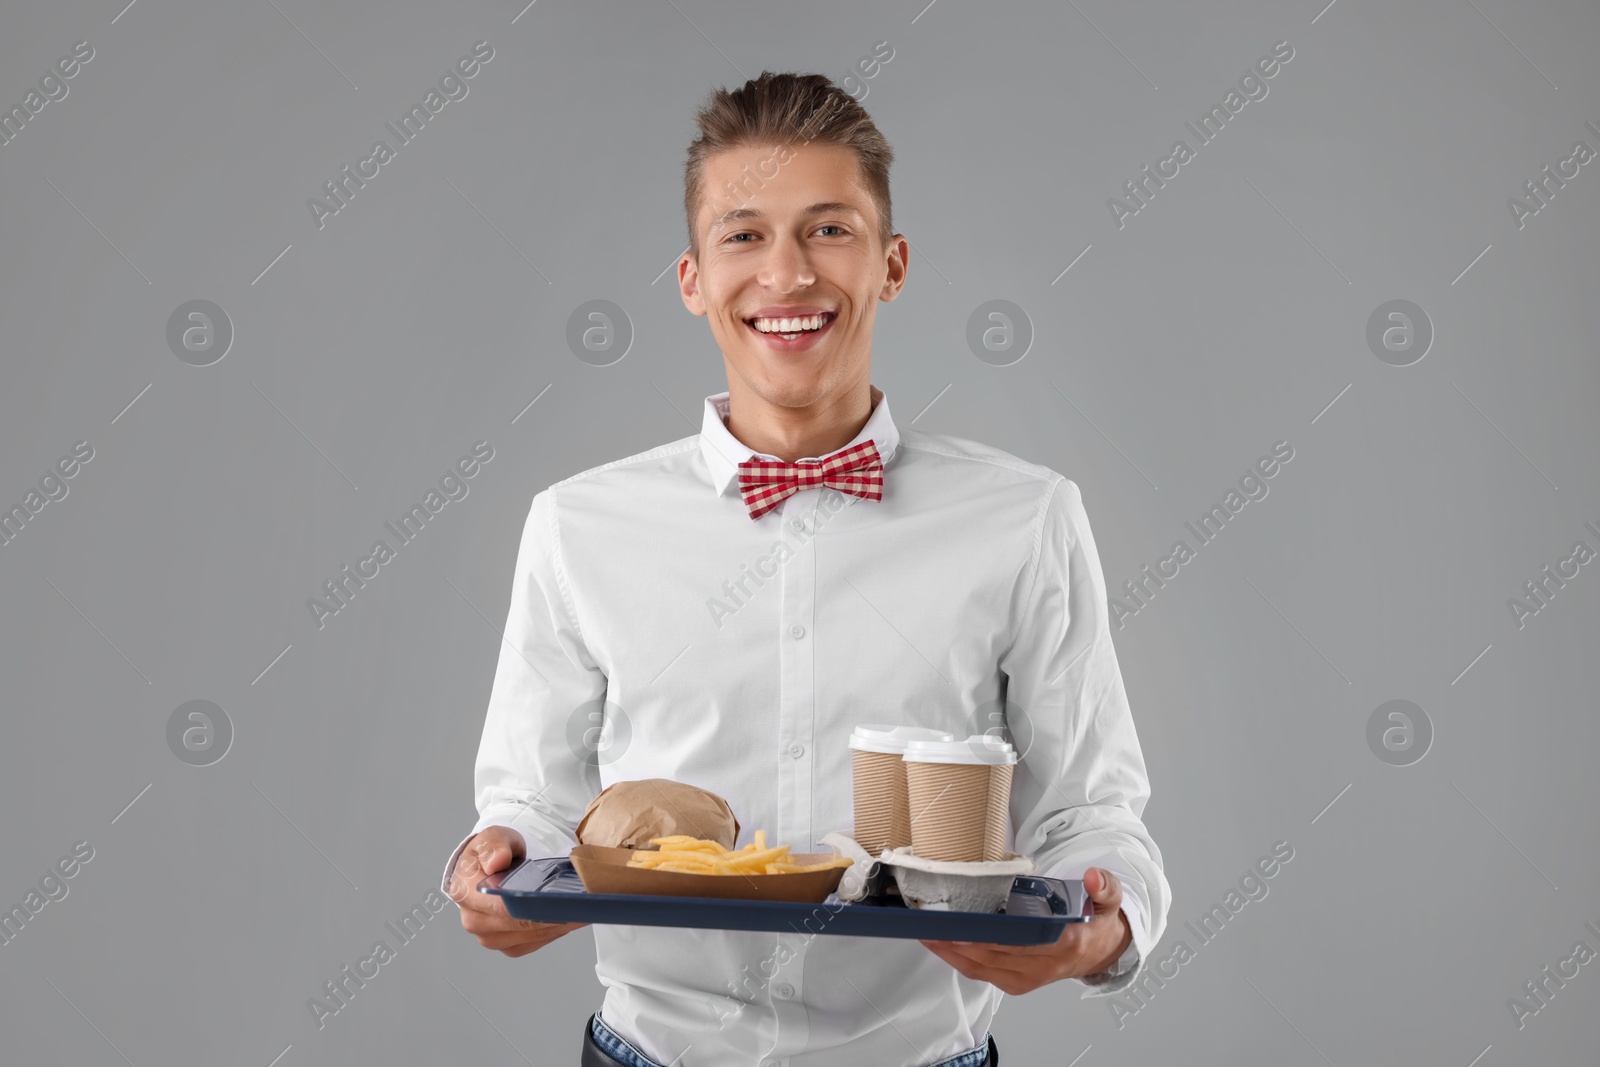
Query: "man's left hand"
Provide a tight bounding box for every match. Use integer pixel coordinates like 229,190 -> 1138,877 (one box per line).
919,867 -> 1133,996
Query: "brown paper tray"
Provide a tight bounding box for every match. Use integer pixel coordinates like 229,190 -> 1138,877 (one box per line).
569,844 -> 848,904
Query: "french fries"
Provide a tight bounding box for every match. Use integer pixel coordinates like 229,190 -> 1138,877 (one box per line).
626,829 -> 853,875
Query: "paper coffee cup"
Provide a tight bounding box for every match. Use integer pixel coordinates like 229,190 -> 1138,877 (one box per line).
848,725 -> 956,856
902,736 -> 1017,862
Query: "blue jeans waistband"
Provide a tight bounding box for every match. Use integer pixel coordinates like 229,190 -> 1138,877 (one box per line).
590,1013 -> 992,1067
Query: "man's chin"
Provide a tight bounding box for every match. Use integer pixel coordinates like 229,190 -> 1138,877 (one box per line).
749,381 -> 828,410
727,360 -> 823,404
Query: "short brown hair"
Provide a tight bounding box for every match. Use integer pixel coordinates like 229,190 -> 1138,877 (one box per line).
683,71 -> 895,262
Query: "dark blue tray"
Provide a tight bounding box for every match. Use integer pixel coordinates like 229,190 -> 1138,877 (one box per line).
479,856 -> 1090,945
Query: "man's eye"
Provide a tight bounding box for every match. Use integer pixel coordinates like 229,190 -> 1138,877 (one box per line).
724,227 -> 846,243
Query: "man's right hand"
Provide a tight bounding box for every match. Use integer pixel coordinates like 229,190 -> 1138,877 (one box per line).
448,826 -> 588,957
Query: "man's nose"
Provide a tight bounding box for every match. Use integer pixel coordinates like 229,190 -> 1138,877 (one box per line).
757,233 -> 815,292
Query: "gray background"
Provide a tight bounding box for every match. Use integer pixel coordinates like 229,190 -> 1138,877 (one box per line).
1,0 -> 1596,1064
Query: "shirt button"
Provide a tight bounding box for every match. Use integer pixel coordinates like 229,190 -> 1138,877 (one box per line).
789,743 -> 805,759
790,624 -> 805,639
774,982 -> 795,999
791,518 -> 805,531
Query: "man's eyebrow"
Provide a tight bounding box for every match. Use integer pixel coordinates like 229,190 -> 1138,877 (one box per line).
711,201 -> 868,229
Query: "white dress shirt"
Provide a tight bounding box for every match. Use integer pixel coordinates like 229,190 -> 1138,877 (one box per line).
441,384 -> 1170,1067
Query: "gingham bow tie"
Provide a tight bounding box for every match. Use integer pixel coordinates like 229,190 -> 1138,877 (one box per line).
736,439 -> 885,520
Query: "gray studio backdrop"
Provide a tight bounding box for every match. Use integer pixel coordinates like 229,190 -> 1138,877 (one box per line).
2,0 -> 1597,1064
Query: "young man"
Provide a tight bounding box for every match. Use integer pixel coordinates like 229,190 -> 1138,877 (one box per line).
443,72 -> 1169,1067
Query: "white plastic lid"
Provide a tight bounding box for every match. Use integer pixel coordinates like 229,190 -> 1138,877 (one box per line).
901,735 -> 1017,765
848,724 -> 957,755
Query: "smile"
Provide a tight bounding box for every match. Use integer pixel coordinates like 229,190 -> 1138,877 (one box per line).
743,311 -> 836,351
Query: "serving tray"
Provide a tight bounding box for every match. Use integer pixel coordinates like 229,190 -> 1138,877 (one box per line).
478,855 -> 1090,946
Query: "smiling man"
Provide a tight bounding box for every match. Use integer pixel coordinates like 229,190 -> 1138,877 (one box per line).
443,71 -> 1170,1067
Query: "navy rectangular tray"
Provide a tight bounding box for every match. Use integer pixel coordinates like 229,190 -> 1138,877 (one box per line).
479,856 -> 1090,946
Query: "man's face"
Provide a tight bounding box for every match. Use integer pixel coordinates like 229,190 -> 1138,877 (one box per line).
679,143 -> 907,410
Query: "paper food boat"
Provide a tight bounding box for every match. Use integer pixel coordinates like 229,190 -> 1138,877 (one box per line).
569,844 -> 850,904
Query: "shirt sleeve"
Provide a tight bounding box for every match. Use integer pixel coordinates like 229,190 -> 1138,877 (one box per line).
998,476 -> 1170,999
439,485 -> 607,899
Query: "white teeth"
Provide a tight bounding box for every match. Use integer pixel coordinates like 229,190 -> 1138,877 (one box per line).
750,314 -> 829,334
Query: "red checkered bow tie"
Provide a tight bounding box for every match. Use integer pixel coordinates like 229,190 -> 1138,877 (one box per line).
736,439 -> 885,520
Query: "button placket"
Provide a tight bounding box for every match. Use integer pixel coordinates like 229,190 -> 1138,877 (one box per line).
776,492 -> 817,867
765,932 -> 809,1055
767,495 -> 818,1065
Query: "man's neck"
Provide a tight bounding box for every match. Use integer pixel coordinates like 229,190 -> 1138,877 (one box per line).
724,379 -> 878,464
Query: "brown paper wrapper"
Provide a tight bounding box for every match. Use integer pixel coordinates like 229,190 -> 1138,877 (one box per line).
575,778 -> 740,851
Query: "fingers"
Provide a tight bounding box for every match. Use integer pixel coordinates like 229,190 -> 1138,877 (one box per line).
448,858 -> 507,917
496,942 -> 544,959
446,854 -> 480,904
919,939 -> 976,975
926,928 -> 1080,959
448,828 -> 529,912
474,842 -> 511,875
472,921 -> 586,950
458,906 -> 509,936
1085,867 -> 1123,908
471,929 -> 552,950
471,827 -> 525,875
917,872 -> 1126,994
923,939 -> 1050,976
458,889 -> 587,938
470,921 -> 589,958
446,829 -> 585,956
920,940 -> 1023,975
919,941 -> 1039,995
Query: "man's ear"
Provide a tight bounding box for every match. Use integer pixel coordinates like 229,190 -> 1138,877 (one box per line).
878,233 -> 909,302
679,253 -> 707,317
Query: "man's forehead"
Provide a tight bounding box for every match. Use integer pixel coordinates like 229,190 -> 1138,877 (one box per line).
708,199 -> 869,230
699,146 -> 872,231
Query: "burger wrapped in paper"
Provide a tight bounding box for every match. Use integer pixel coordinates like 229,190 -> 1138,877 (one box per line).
575,778 -> 740,851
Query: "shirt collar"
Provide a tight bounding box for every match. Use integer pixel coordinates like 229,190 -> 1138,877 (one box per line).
699,384 -> 899,497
